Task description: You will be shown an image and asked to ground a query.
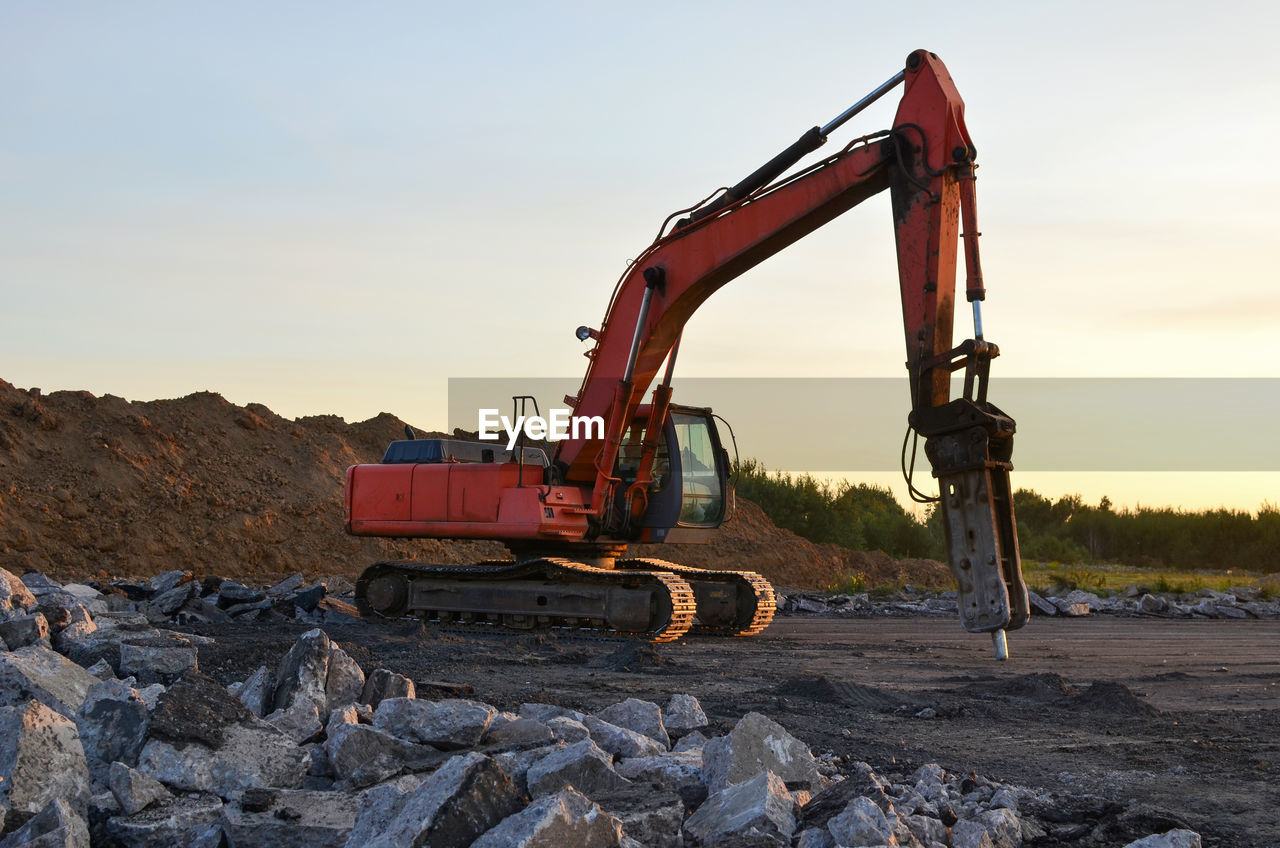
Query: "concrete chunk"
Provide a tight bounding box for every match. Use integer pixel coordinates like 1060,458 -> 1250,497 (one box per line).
360,668 -> 416,708
75,678 -> 150,783
0,699 -> 91,819
0,797 -> 89,848
221,788 -> 360,848
105,792 -> 222,848
361,752 -> 527,848
664,693 -> 708,735
272,628 -> 330,713
138,720 -> 309,799
526,739 -> 631,798
597,697 -> 670,748
683,769 -> 796,846
0,612 -> 50,650
118,642 -> 198,686
325,643 -> 366,711
827,796 -> 895,847
583,715 -> 666,758
0,645 -> 100,718
107,762 -> 171,816
325,722 -> 447,788
471,786 -> 622,848
701,711 -> 821,794
1122,830 -> 1203,848
0,567 -> 38,614
373,697 -> 496,749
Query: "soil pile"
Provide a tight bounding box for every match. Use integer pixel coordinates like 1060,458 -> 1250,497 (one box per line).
0,379 -> 947,589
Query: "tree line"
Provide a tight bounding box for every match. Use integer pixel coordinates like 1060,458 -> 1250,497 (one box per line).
731,459 -> 1280,573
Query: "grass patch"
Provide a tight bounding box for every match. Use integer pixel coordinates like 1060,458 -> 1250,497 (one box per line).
1021,560 -> 1257,595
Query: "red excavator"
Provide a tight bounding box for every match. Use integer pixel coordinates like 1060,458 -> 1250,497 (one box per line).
344,50 -> 1030,657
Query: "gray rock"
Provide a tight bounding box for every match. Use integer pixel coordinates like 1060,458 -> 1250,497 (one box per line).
19,571 -> 62,595
795,826 -> 836,848
0,645 -> 100,718
673,729 -> 708,752
138,720 -> 309,799
905,812 -> 948,845
1190,598 -> 1220,618
343,775 -> 426,848
105,791 -> 222,848
221,788 -> 360,848
362,752 -> 527,848
1138,594 -> 1169,614
990,788 -> 1019,810
373,697 -> 496,749
683,769 -> 796,846
1121,830 -> 1202,848
293,583 -> 326,612
486,717 -> 555,748
325,644 -> 365,711
471,787 -> 622,848
360,668 -> 416,708
1054,601 -> 1091,617
584,715 -> 666,758
827,796 -> 895,847
266,697 -> 325,744
0,567 -> 38,615
107,762 -> 171,816
0,612 -> 50,649
1216,604 -> 1248,619
0,797 -> 89,848
216,581 -> 265,608
597,697 -> 670,748
593,782 -> 683,848
546,715 -> 591,743
148,571 -> 192,595
664,693 -> 708,735
268,573 -> 306,597
1029,588 -> 1062,614
975,807 -> 1022,848
519,702 -> 586,723
149,583 -> 194,617
272,628 -> 330,714
324,722 -> 447,788
146,669 -> 252,749
235,665 -> 275,717
615,750 -> 705,807
953,818 -> 997,848
119,642 -> 198,686
135,684 -> 164,711
75,678 -> 150,782
85,659 -> 115,680
526,739 -> 631,798
491,744 -> 566,796
701,711 -> 821,793
0,699 -> 91,819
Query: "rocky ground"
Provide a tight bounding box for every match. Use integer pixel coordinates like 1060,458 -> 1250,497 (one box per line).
4,565 -> 1276,847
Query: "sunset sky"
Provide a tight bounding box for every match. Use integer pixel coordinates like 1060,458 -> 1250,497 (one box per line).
3,2 -> 1277,512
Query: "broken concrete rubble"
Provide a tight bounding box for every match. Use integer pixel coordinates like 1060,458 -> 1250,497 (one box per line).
683,769 -> 796,846
372,696 -> 496,749
107,762 -> 171,816
0,644 -> 99,718
0,699 -> 91,820
471,786 -> 622,848
360,667 -> 416,707
701,710 -> 822,793
525,738 -> 631,798
596,696 -> 670,748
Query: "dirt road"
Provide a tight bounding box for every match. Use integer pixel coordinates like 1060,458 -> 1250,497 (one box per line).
190,615 -> 1280,846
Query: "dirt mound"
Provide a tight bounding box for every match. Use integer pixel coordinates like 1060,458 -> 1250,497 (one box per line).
1070,680 -> 1162,717
586,640 -> 673,673
982,672 -> 1075,701
0,378 -> 948,591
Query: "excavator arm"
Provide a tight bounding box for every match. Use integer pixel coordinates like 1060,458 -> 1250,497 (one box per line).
556,49 -> 1029,649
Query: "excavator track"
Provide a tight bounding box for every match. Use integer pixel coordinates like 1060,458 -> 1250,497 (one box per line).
355,558 -> 696,643
617,558 -> 776,637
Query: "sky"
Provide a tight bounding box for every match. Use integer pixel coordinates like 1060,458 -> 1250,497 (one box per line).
3,1 -> 1278,512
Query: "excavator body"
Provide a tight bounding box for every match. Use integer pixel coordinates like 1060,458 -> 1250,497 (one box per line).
345,49 -> 1029,652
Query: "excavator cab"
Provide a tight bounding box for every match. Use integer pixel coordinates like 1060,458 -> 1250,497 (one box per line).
613,405 -> 731,541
